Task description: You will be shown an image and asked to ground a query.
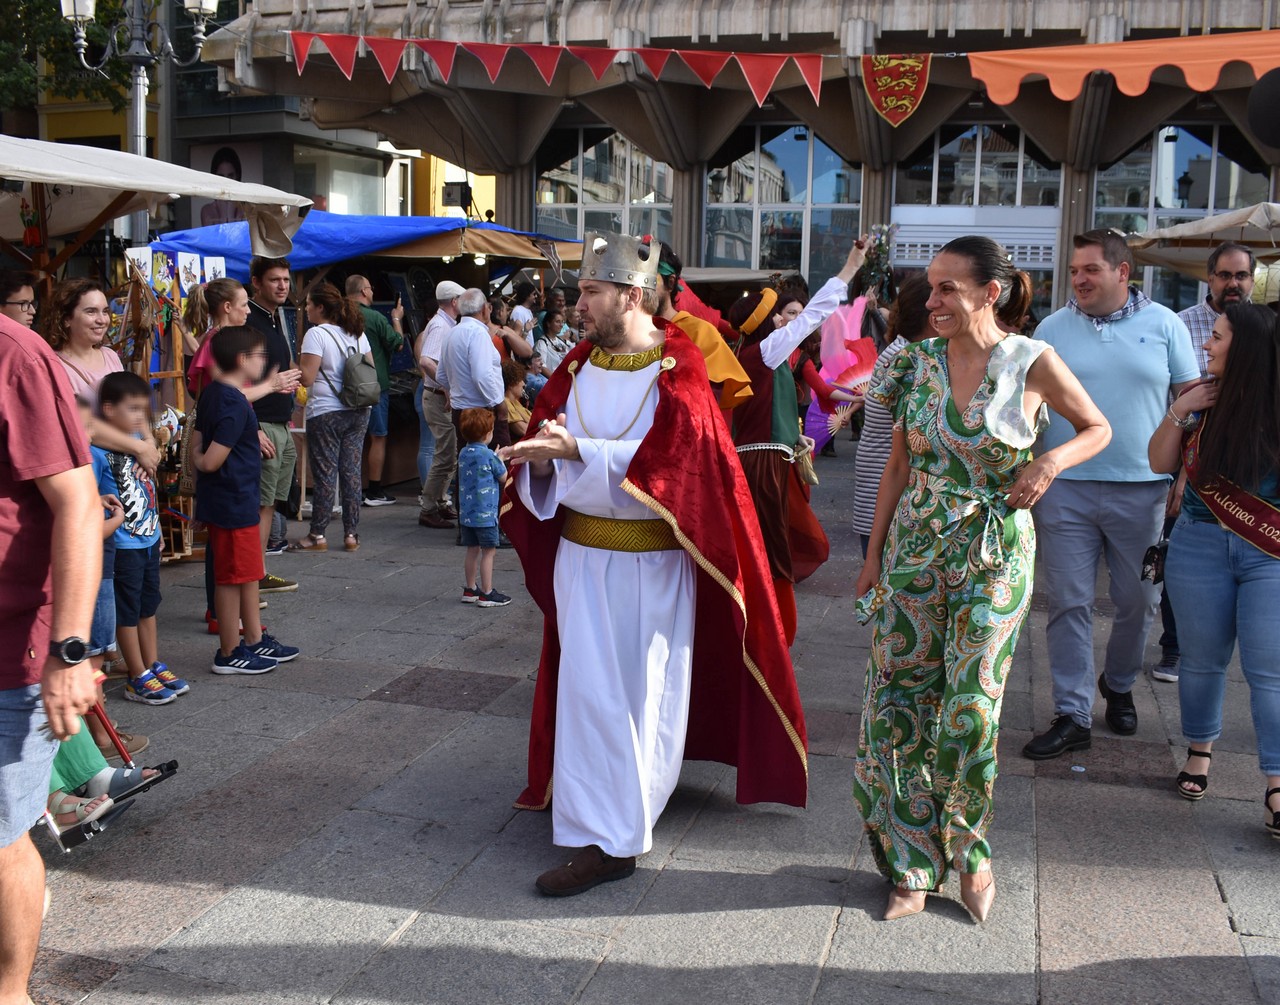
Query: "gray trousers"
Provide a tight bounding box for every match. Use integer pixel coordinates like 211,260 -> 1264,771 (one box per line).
1033,478 -> 1166,729
420,388 -> 457,515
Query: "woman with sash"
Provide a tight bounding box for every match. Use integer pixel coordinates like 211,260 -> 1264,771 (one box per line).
1149,302 -> 1280,836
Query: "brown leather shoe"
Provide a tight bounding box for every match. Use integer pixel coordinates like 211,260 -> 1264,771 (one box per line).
535,845 -> 636,897
418,511 -> 456,529
438,504 -> 459,520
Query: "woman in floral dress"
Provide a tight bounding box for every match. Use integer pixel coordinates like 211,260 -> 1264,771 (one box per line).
852,236 -> 1110,923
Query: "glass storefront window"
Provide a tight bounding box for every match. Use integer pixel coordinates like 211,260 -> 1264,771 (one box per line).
1095,138 -> 1153,211
1153,127 -> 1212,211
811,137 -> 860,204
759,126 -> 809,203
894,140 -> 935,205
704,208 -> 753,268
1021,136 -> 1061,208
704,124 -> 862,281
978,125 -> 1020,207
936,126 -> 980,206
534,130 -> 673,242
293,146 -> 384,215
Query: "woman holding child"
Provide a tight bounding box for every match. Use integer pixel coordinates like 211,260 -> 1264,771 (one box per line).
291,282 -> 374,554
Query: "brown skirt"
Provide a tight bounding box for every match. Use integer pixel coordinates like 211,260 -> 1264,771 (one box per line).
738,448 -> 792,582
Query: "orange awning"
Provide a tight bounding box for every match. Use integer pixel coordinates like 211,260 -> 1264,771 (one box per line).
969,29 -> 1280,105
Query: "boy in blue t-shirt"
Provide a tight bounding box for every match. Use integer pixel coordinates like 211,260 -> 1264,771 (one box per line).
96,372 -> 191,705
457,407 -> 511,608
194,326 -> 300,674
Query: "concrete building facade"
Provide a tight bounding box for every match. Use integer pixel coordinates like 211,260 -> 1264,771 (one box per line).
205,0 -> 1280,308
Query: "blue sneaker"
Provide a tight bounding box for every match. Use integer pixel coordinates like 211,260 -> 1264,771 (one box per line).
124,670 -> 177,705
245,633 -> 299,664
149,661 -> 190,695
211,645 -> 277,675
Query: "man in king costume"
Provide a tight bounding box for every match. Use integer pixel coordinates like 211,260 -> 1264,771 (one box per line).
500,232 -> 808,897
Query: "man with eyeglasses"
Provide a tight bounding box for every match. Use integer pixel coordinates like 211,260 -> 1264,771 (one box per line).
0,271 -> 38,329
1178,242 -> 1256,376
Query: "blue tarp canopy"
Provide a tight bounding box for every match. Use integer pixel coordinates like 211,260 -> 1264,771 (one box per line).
152,210 -> 579,280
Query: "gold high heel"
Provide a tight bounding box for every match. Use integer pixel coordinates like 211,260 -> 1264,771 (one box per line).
959,867 -> 996,923
883,886 -> 927,921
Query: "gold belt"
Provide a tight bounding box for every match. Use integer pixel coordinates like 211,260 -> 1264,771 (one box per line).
561,509 -> 680,553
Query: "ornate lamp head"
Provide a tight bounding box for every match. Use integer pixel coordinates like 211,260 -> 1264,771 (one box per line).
579,232 -> 661,291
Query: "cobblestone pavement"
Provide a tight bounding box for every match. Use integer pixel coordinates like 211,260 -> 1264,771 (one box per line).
29,444 -> 1280,1004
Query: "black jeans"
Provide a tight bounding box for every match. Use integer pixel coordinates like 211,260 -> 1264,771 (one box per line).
1158,514 -> 1179,655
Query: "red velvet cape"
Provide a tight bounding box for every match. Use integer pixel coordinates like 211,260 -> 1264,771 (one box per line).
500,327 -> 809,810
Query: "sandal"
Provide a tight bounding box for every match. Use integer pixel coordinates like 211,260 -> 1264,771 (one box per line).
287,533 -> 328,553
1176,748 -> 1211,800
344,534 -> 359,552
1266,787 -> 1280,840
47,792 -> 114,834
75,760 -> 178,802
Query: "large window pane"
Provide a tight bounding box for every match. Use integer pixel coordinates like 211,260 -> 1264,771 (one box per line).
582,135 -> 627,204
1150,266 -> 1202,313
629,207 -> 673,246
537,153 -> 580,204
936,126 -> 979,206
809,209 -> 860,287
895,137 -> 935,205
759,126 -> 808,203
978,125 -> 1019,207
707,126 -> 757,204
1213,126 -> 1270,210
811,137 -> 860,204
760,210 -> 804,270
1096,137 -> 1152,212
630,150 -> 673,205
533,207 -> 578,241
1154,127 -> 1212,211
1022,135 -> 1061,208
704,208 -> 753,268
583,209 -> 624,235
1095,209 -> 1150,236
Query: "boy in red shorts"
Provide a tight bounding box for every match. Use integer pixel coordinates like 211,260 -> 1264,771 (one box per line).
193,326 -> 300,674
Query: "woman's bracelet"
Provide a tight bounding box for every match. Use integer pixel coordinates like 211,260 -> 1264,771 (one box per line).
1166,405 -> 1197,430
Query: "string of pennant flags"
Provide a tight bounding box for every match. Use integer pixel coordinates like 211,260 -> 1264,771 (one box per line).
288,32 -> 834,107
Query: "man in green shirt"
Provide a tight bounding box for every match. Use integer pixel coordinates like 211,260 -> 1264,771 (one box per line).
346,275 -> 405,505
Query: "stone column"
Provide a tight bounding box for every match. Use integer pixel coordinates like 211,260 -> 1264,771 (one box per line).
1056,165 -> 1095,310
860,167 -> 893,231
671,165 -> 705,265
495,163 -> 536,232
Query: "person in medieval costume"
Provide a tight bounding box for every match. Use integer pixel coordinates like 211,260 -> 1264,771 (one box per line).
726,237 -> 869,645
500,231 -> 808,897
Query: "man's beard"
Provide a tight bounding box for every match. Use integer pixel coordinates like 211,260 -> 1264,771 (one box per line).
1214,288 -> 1244,312
584,300 -> 627,350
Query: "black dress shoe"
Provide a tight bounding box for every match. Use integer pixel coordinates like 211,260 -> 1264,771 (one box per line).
1022,716 -> 1092,760
1098,675 -> 1138,735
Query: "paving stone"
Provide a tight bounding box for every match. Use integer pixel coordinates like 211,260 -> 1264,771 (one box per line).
428,626 -> 544,678
84,966 -> 314,1004
425,762 -> 725,939
146,810 -> 480,1001
813,975 -> 1015,1005
243,656 -> 411,699
178,688 -> 356,740
320,629 -> 460,665
370,666 -> 517,712
1196,796 -> 1280,939
1241,936 -> 1280,1004
29,947 -> 119,1004
578,865 -> 843,1005
1035,779 -> 1256,1005
806,708 -> 858,758
332,917 -> 605,1005
670,754 -> 857,880
482,676 -> 536,719
1031,735 -> 1174,791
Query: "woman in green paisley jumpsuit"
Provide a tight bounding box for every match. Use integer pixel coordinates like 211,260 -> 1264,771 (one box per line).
852,236 -> 1111,923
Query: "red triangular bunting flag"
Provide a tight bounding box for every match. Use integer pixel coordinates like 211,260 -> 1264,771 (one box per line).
317,33 -> 360,80
363,36 -> 408,83
516,45 -> 564,86
679,49 -> 733,87
290,31 -> 318,74
735,52 -> 788,106
413,39 -> 458,81
462,42 -> 511,83
792,53 -> 823,104
567,46 -> 618,81
634,47 -> 673,79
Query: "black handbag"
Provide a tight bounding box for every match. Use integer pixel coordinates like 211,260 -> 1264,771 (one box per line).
1141,537 -> 1168,584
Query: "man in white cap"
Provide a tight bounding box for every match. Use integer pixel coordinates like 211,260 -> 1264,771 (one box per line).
501,231 -> 808,897
417,280 -> 465,529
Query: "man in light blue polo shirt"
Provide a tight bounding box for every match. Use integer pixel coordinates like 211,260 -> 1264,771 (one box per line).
1023,229 -> 1199,760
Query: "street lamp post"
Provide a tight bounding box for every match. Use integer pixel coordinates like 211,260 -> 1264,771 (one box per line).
59,0 -> 218,242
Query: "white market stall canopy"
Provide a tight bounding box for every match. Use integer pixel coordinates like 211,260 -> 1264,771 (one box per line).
0,135 -> 312,271
1129,203 -> 1280,280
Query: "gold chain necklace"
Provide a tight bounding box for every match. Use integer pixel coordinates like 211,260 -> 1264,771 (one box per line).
570,345 -> 669,441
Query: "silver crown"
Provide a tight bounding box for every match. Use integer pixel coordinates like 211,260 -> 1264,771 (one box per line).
578,231 -> 660,291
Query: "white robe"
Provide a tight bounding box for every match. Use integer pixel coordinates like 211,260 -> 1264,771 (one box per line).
515,354 -> 696,858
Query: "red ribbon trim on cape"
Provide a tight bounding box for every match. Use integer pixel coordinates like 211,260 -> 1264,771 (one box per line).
1184,427 -> 1280,559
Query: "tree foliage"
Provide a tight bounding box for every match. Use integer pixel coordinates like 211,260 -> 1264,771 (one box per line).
0,0 -> 133,112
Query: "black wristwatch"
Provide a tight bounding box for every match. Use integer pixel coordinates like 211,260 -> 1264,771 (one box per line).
49,637 -> 88,666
